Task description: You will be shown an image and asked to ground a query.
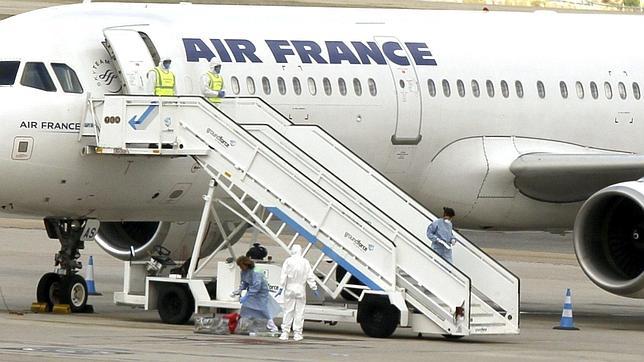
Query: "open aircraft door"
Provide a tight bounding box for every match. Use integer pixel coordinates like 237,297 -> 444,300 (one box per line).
103,28 -> 158,95
375,36 -> 423,145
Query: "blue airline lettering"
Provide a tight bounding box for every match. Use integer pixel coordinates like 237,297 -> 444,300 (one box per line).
182,38 -> 437,66
405,42 -> 437,66
291,40 -> 328,64
211,39 -> 232,62
266,40 -> 295,63
183,38 -> 215,62
326,41 -> 361,64
381,41 -> 410,66
351,41 -> 387,65
225,39 -> 262,63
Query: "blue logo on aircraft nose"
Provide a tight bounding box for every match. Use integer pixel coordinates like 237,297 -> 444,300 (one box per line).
128,103 -> 159,130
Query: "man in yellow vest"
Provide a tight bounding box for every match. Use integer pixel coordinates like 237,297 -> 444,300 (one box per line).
147,56 -> 176,96
201,59 -> 225,104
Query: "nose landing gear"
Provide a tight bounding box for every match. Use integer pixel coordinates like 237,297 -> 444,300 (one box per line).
36,218 -> 91,312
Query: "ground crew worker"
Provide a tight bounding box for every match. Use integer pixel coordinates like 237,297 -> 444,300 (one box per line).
276,245 -> 319,341
427,207 -> 457,263
201,59 -> 225,104
147,56 -> 176,96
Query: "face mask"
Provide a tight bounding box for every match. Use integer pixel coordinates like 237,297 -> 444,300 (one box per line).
444,218 -> 452,224
162,61 -> 171,70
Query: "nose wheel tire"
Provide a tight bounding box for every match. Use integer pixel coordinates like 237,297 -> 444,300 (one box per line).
37,273 -> 89,312
36,272 -> 62,308
60,274 -> 89,313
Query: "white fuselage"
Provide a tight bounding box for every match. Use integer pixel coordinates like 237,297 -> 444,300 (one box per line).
0,3 -> 641,230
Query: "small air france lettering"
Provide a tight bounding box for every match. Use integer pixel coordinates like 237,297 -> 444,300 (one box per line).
20,121 -> 81,131
183,38 -> 437,66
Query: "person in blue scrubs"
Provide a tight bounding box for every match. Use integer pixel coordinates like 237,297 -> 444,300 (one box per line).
232,256 -> 280,333
426,207 -> 457,263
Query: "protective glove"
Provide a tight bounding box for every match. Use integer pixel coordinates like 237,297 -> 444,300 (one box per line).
313,289 -> 320,298
240,294 -> 249,304
218,90 -> 226,98
230,289 -> 241,297
275,288 -> 283,297
450,238 -> 457,246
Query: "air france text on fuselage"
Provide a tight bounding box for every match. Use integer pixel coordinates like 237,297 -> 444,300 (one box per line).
183,38 -> 437,66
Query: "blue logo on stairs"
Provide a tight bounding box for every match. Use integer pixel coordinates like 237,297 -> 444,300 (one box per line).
128,103 -> 159,130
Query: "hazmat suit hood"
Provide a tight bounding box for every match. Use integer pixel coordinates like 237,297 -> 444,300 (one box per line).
290,244 -> 302,257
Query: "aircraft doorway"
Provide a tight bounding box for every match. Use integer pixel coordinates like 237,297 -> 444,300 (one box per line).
103,28 -> 159,95
375,36 -> 423,145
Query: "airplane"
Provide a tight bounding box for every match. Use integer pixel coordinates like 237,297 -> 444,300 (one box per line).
0,1 -> 643,318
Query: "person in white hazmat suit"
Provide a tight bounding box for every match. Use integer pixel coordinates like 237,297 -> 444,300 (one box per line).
276,245 -> 319,341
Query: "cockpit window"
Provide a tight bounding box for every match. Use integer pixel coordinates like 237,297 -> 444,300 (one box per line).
21,62 -> 56,92
0,61 -> 20,85
51,63 -> 83,94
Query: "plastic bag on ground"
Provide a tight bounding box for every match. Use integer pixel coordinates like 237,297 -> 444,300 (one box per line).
194,313 -> 239,335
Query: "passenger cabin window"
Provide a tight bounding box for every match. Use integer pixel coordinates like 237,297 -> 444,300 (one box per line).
353,78 -> 362,96
308,77 -> 317,95
21,62 -> 56,92
559,81 -> 568,99
536,81 -> 545,99
262,76 -> 271,95
576,81 -> 584,99
323,77 -> 332,96
338,78 -> 347,96
442,79 -> 451,97
515,81 -> 524,98
604,82 -> 612,99
293,77 -> 302,95
501,80 -> 509,98
618,82 -> 627,100
633,82 -> 641,100
590,81 -> 598,99
246,76 -> 256,95
0,61 -> 20,85
428,79 -> 437,97
457,79 -> 465,97
277,77 -> 287,95
368,78 -> 377,96
486,80 -> 494,98
471,80 -> 480,98
230,76 -> 240,95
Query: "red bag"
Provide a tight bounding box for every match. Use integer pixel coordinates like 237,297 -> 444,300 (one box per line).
225,312 -> 240,334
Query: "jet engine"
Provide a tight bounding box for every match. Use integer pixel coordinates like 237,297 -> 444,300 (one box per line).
574,180 -> 644,298
95,221 -> 247,262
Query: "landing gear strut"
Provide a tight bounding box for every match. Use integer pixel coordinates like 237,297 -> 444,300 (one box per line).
36,218 -> 90,312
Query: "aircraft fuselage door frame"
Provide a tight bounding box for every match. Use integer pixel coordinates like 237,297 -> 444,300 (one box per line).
374,36 -> 423,145
103,28 -> 157,95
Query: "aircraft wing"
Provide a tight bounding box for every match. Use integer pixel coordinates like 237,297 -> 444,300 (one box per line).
510,153 -> 644,203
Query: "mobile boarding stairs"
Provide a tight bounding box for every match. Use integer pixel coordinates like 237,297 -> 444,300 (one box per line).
86,95 -> 520,338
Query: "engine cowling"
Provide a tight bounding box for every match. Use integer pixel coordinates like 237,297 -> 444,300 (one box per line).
574,180 -> 644,298
95,221 -> 246,261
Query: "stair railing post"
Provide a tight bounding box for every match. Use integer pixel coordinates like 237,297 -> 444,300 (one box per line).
187,179 -> 216,279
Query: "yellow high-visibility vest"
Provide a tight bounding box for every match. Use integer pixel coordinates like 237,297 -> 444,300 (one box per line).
154,67 -> 175,96
207,72 -> 224,103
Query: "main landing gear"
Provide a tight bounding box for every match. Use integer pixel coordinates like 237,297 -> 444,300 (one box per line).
36,218 -> 91,313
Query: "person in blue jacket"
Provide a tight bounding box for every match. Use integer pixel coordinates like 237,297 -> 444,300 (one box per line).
231,256 -> 280,333
426,207 -> 457,263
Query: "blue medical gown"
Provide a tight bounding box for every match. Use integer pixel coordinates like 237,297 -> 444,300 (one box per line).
239,269 -> 281,319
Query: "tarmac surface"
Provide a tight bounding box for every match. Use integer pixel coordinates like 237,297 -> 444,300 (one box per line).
0,222 -> 642,361
1,1 -> 643,361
